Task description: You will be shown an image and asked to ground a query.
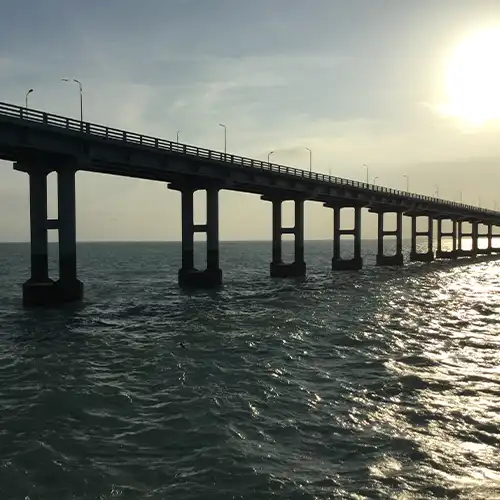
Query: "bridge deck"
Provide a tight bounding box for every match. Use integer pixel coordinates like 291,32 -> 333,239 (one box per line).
1,101 -> 498,223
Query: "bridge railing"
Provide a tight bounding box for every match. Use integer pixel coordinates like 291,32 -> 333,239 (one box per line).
0,101 -> 496,216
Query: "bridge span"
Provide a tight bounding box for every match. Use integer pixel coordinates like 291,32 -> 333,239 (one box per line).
1,101 -> 499,306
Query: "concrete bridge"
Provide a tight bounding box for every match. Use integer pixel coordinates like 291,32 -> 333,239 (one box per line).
1,101 -> 499,307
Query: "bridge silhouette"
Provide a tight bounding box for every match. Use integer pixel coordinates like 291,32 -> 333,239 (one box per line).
1,100 -> 499,306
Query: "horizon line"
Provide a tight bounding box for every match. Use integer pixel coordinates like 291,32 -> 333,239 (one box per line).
0,237 -> 465,244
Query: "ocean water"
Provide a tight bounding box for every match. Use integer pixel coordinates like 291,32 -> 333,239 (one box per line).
0,240 -> 499,500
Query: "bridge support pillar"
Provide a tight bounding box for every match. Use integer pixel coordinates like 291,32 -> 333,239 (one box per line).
375,210 -> 404,266
22,169 -> 52,306
409,215 -> 434,262
28,170 -> 50,283
177,186 -> 222,288
271,198 -> 282,266
456,220 -> 476,258
56,168 -> 84,302
487,223 -> 500,253
436,219 -> 457,259
471,221 -> 479,257
180,188 -> 195,271
456,220 -> 466,257
457,220 -> 463,254
268,198 -> 306,278
327,204 -> 363,270
491,225 -> 500,253
17,164 -> 83,307
477,223 -> 492,255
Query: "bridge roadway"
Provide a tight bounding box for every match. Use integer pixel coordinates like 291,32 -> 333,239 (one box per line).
1,100 -> 499,306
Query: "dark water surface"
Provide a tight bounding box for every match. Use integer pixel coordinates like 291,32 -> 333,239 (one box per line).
0,241 -> 499,499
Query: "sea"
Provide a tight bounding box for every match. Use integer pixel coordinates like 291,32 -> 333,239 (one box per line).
0,240 -> 499,500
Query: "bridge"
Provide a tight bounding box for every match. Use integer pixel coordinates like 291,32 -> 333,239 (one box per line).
1,100 -> 499,306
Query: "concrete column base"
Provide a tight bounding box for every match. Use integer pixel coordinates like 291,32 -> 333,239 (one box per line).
56,279 -> 84,303
178,267 -> 222,288
270,261 -> 306,278
22,278 -> 83,307
455,249 -> 476,258
477,248 -> 492,255
376,254 -> 404,266
409,251 -> 434,263
435,250 -> 458,259
331,257 -> 363,271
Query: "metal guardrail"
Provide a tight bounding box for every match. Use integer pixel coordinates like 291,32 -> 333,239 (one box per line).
0,101 -> 497,216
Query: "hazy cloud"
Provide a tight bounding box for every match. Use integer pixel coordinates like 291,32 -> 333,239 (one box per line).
1,0 -> 500,241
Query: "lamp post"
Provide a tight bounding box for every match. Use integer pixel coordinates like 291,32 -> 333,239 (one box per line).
305,147 -> 312,172
176,130 -> 180,143
373,176 -> 379,184
219,123 -> 227,155
61,78 -> 83,121
363,163 -> 369,184
268,150 -> 274,163
403,175 -> 409,192
25,88 -> 33,110
435,184 -> 439,198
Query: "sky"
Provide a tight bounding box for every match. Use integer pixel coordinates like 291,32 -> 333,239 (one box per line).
2,0 -> 500,242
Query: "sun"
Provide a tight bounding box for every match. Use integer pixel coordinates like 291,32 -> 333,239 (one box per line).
441,28 -> 500,126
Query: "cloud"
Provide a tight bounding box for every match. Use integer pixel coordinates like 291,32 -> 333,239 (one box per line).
2,1 -> 500,242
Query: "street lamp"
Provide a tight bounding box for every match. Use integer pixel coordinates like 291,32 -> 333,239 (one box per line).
176,130 -> 180,143
61,78 -> 83,121
268,150 -> 275,163
363,164 -> 369,184
25,88 -> 33,110
373,176 -> 379,184
219,123 -> 227,154
435,184 -> 439,198
305,147 -> 312,172
403,175 -> 409,192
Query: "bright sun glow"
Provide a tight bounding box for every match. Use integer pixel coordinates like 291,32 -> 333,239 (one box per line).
442,28 -> 500,126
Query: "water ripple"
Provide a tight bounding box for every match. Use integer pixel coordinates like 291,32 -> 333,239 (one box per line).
0,241 -> 499,499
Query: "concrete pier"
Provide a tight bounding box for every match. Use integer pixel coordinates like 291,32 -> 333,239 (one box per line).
180,188 -> 195,271
487,223 -> 493,254
328,204 -> 363,270
477,223 -> 492,255
490,225 -> 500,253
471,221 -> 479,256
374,209 -> 404,266
16,163 -> 83,306
22,168 -> 53,306
435,218 -> 458,259
28,169 -> 50,283
456,220 -> 476,258
56,168 -> 84,301
457,220 -> 463,254
409,215 -> 434,262
267,197 -> 306,278
177,186 -> 222,288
